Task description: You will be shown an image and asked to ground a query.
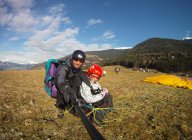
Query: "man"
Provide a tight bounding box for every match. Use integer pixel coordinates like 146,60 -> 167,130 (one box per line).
55,50 -> 86,118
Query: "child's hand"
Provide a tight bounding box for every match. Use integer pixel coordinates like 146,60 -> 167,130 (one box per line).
102,88 -> 108,93
100,91 -> 106,97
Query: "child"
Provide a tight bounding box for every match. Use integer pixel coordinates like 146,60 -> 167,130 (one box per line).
80,64 -> 113,123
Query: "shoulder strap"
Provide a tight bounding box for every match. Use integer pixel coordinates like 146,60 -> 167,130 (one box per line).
79,71 -> 92,88
58,60 -> 70,78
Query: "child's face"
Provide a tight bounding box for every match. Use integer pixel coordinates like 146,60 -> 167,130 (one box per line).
90,74 -> 100,83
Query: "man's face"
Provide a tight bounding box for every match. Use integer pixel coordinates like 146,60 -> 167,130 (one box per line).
72,59 -> 83,69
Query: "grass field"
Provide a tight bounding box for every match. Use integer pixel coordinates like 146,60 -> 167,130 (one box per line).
0,66 -> 192,140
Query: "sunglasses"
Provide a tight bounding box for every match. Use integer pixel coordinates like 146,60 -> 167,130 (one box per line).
73,58 -> 84,63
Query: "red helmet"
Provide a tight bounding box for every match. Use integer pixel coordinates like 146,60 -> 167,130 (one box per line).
87,64 -> 103,77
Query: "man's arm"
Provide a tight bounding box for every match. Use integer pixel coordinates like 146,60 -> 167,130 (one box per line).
55,64 -> 70,94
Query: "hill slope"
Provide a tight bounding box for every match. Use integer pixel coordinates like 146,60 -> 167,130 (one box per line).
1,38 -> 191,71
31,49 -> 128,69
86,49 -> 128,59
129,38 -> 192,54
0,67 -> 192,139
113,38 -> 192,72
0,61 -> 36,70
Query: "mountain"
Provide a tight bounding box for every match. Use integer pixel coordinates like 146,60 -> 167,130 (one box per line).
183,39 -> 192,44
2,37 -> 192,72
0,61 -> 36,70
81,49 -> 128,68
30,49 -> 128,70
86,49 -> 128,59
129,38 -> 192,54
116,38 -> 192,73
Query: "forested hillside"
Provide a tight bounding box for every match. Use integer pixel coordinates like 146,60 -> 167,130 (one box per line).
103,38 -> 192,73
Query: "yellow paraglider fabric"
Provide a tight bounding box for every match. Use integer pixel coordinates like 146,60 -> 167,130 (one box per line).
143,74 -> 192,90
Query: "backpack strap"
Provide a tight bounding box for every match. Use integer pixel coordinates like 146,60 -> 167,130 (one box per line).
80,71 -> 92,87
58,60 -> 70,78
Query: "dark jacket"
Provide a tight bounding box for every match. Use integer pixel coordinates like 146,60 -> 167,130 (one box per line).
55,57 -> 71,94
55,56 -> 82,109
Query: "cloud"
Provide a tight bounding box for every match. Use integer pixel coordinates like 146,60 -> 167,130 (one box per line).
87,19 -> 103,26
183,36 -> 192,40
62,17 -> 72,24
0,6 -> 12,26
0,26 -> 113,64
0,50 -> 42,64
183,30 -> 192,40
114,46 -> 132,49
48,3 -> 65,15
0,2 -> 113,64
25,27 -> 79,49
5,0 -> 33,10
86,44 -> 112,51
103,31 -> 115,39
0,42 -> 113,64
92,31 -> 116,42
9,37 -> 19,41
9,9 -> 39,32
21,26 -> 113,63
0,2 -> 70,32
0,0 -> 37,32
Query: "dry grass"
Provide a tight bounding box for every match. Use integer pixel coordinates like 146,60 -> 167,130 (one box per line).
0,66 -> 192,140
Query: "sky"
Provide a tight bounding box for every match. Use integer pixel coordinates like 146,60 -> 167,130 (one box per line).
0,0 -> 192,64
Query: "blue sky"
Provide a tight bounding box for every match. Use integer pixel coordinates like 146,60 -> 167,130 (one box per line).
0,0 -> 192,64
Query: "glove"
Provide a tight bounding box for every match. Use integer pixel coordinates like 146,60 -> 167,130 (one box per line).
65,86 -> 78,105
102,88 -> 108,93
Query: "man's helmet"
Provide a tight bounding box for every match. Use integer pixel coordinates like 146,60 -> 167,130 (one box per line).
87,64 -> 103,77
72,50 -> 86,62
